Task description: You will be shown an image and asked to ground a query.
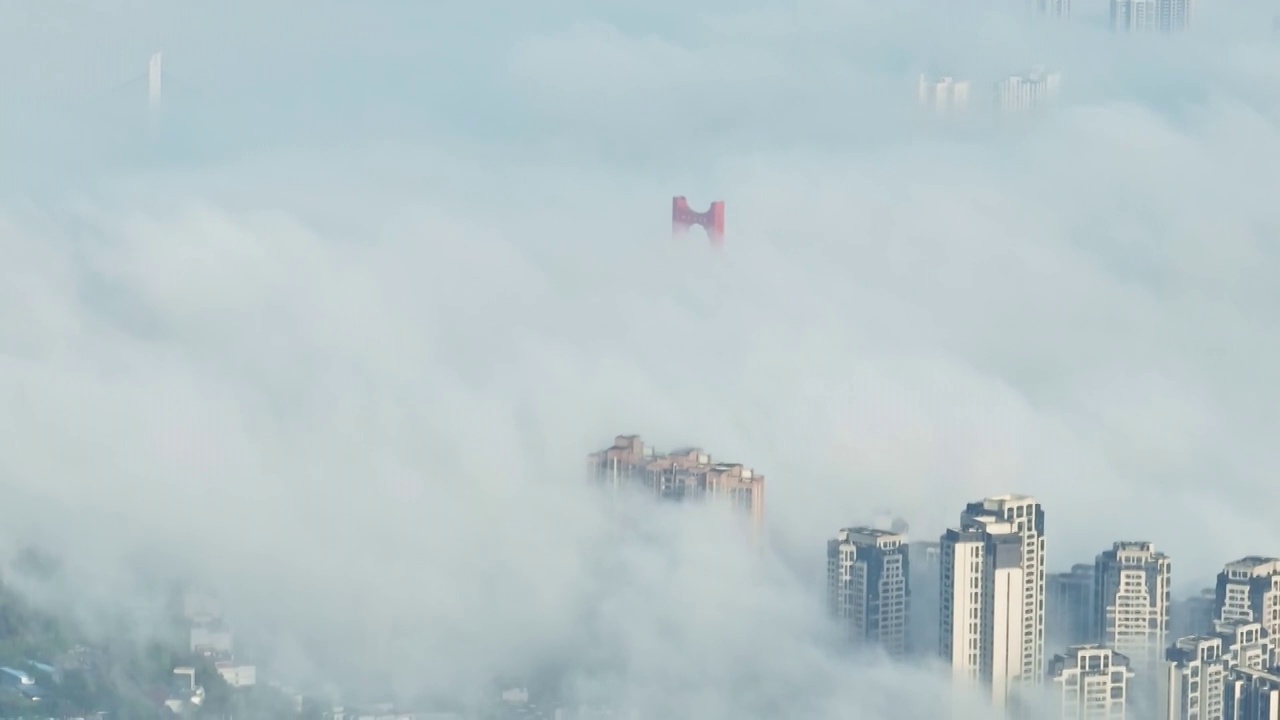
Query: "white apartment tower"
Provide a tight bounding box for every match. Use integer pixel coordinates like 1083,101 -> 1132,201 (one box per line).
1094,542 -> 1172,676
940,521 -> 1024,711
1165,635 -> 1229,720
995,68 -> 1061,113
828,527 -> 910,659
962,495 -> 1047,682
918,75 -> 971,114
1110,0 -> 1193,32
1215,558 -> 1280,657
1050,645 -> 1134,719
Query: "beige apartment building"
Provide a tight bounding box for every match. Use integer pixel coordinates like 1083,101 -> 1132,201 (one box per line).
587,435 -> 765,532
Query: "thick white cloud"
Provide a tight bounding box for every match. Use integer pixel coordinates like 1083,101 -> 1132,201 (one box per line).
1,0 -> 1279,716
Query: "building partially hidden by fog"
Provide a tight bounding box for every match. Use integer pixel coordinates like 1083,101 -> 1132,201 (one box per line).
1110,0 -> 1193,32
1036,0 -> 1071,19
939,495 -> 1047,715
995,68 -> 1060,113
1172,587 -> 1217,640
1049,564 -> 1096,650
1094,542 -> 1171,678
917,75 -> 970,114
909,541 -> 941,657
828,527 -> 910,659
1049,645 -> 1133,719
587,435 -> 765,531
1215,557 -> 1280,657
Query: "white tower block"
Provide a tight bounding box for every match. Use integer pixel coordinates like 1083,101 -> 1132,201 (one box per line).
148,51 -> 163,111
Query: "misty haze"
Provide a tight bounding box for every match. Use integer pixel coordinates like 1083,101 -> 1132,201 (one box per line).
1,0 -> 1280,719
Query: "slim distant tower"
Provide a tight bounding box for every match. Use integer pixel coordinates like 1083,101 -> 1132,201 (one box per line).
148,51 -> 163,113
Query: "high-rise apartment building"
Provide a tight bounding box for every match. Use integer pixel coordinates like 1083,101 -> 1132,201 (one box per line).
828,527 -> 910,659
1218,620 -> 1273,670
995,68 -> 1060,113
1165,635 -> 1230,720
587,435 -> 765,531
940,495 -> 1045,714
1049,564 -> 1096,649
1110,0 -> 1193,32
917,75 -> 971,114
939,519 -> 1025,712
910,541 -> 942,658
1215,557 -> 1280,657
1162,621 -> 1273,720
1094,542 -> 1172,677
961,495 -> 1047,684
1049,645 -> 1134,719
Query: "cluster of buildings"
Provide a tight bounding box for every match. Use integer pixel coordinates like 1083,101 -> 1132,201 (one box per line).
829,495 -> 1280,719
918,67 -> 1062,116
165,590 -> 258,713
917,0 -> 1209,119
1033,0 -> 1195,31
587,435 -> 766,533
587,435 -> 1280,720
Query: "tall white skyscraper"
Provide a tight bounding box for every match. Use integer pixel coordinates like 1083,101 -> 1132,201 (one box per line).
917,74 -> 971,114
827,527 -> 910,659
961,495 -> 1047,683
1094,542 -> 1172,675
940,519 -> 1025,712
1110,0 -> 1193,32
1215,557 -> 1280,657
995,68 -> 1060,113
1050,645 -> 1134,719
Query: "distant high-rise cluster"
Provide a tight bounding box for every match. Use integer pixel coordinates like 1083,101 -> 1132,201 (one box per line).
1110,0 -> 1194,32
918,75 -> 971,114
1036,0 -> 1071,19
587,435 -> 765,532
995,68 -> 1061,113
